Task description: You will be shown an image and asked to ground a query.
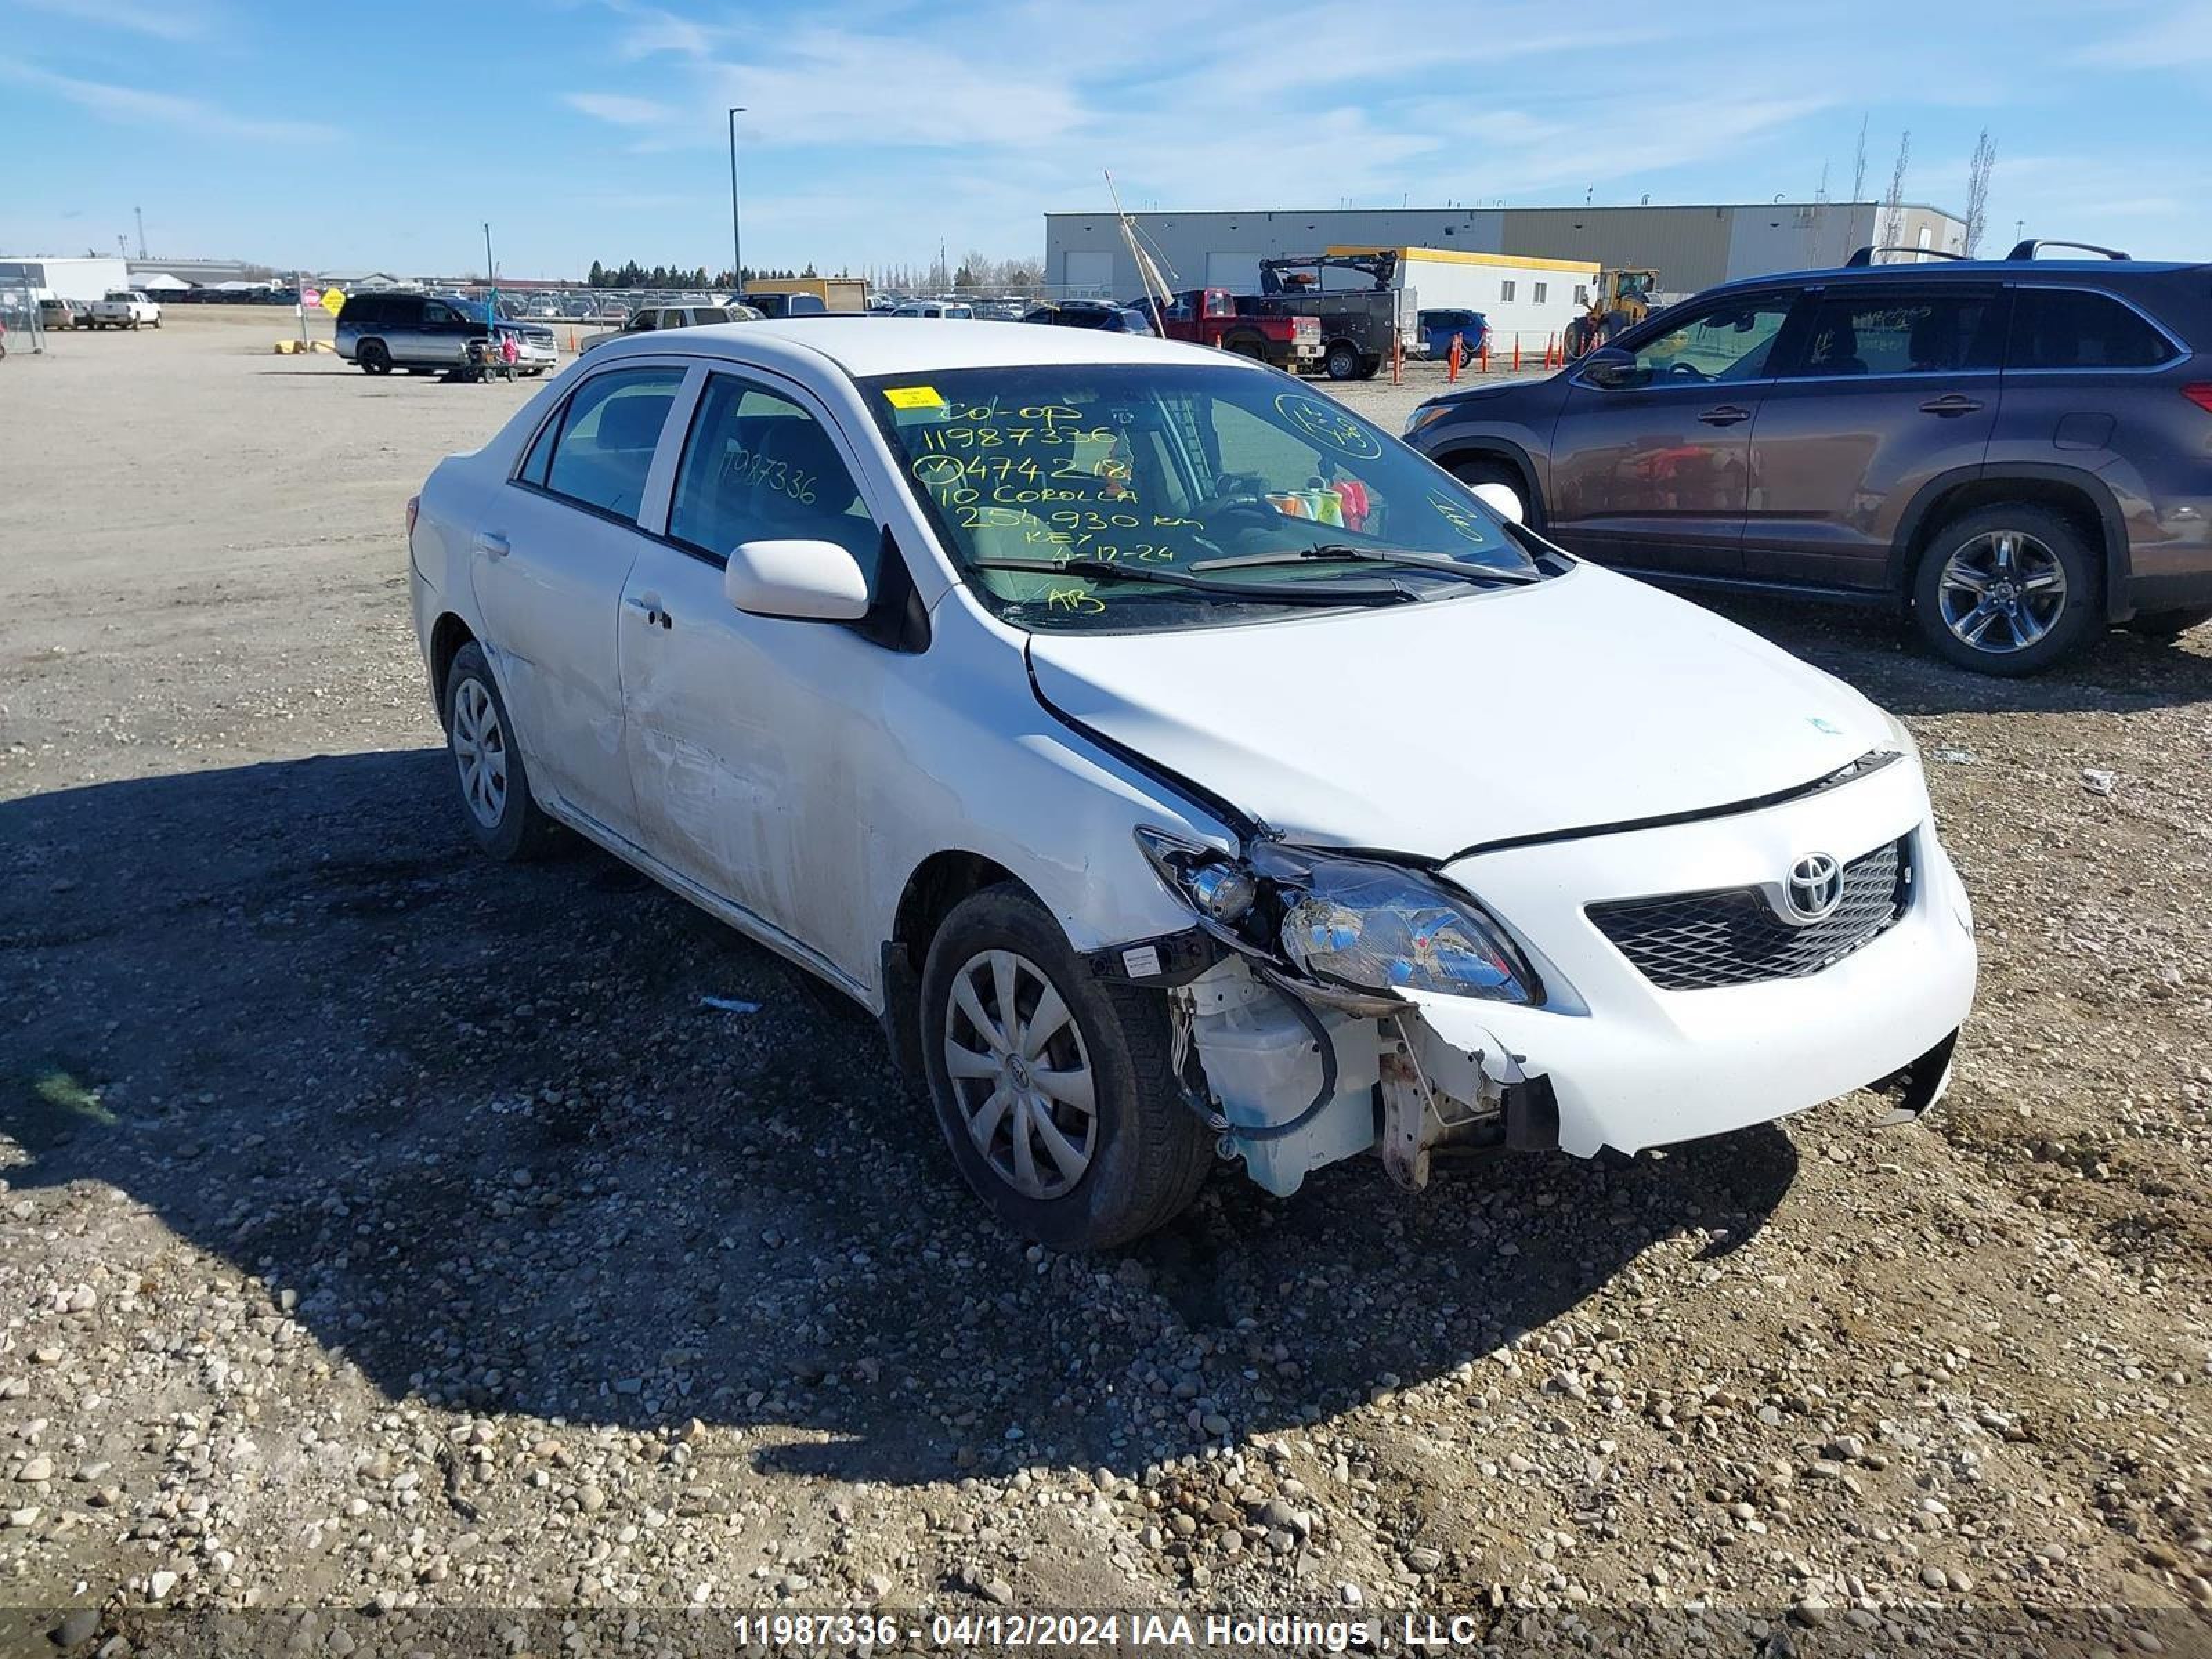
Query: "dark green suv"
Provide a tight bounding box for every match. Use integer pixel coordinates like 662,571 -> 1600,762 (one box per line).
1405,240 -> 2212,675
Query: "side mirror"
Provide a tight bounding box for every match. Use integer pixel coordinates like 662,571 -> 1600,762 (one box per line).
1469,481 -> 1524,524
725,539 -> 870,623
1577,346 -> 1638,389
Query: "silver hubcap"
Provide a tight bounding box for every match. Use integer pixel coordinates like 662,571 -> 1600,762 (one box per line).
451,678 -> 509,828
1938,531 -> 2068,654
943,949 -> 1096,1201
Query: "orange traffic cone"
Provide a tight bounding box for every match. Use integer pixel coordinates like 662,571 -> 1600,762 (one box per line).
1512,337 -> 1522,371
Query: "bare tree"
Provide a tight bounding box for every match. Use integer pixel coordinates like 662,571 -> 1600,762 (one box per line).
1962,128 -> 1998,255
1880,129 -> 1913,256
1843,113 -> 1869,262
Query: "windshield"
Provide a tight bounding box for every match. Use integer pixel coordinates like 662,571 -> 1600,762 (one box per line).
865,364 -> 1545,633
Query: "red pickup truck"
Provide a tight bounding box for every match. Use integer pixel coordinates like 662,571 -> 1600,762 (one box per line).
1140,288 -> 1321,371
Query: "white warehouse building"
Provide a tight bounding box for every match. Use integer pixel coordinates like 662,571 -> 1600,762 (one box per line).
0,254 -> 131,302
1044,200 -> 1968,304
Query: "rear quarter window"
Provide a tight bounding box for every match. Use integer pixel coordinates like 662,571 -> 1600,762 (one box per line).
537,367 -> 687,520
340,297 -> 383,326
2008,288 -> 2176,369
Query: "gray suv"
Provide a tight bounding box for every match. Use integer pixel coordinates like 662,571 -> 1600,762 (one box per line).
1405,241 -> 2212,674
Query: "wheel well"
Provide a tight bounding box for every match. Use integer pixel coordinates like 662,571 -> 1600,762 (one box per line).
1436,447 -> 1541,522
892,852 -> 1020,959
1905,479 -> 2109,604
881,852 -> 1023,1080
428,613 -> 476,723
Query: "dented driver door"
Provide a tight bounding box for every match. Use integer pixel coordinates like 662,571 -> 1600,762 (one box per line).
616,367 -> 903,991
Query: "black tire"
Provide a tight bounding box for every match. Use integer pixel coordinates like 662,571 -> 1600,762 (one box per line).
442,641 -> 561,861
1563,317 -> 1593,357
1324,340 -> 1360,380
1355,354 -> 1382,380
358,339 -> 392,375
919,885 -> 1211,1250
1911,503 -> 2099,676
2124,603 -> 2212,641
1221,333 -> 1267,361
1448,458 -> 1537,528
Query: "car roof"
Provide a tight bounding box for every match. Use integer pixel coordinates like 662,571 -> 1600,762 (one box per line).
581,315 -> 1240,379
1706,257 -> 2207,298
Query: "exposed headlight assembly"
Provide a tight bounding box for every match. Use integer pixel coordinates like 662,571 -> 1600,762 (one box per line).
1403,402 -> 1452,437
1136,829 -> 1539,1006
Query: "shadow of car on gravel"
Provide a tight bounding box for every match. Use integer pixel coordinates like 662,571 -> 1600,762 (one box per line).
1,749 -> 1800,1489
1649,585 -> 2211,720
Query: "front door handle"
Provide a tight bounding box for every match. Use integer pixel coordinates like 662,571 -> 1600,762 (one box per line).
624,594 -> 673,630
1698,405 -> 1752,427
1918,394 -> 1985,417
473,531 -> 509,559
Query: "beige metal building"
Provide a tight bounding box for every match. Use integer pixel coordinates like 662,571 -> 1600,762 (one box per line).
1043,201 -> 1968,301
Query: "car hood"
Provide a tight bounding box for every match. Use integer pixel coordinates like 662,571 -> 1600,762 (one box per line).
1026,565 -> 1894,857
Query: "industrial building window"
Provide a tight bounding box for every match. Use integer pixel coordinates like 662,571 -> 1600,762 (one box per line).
1575,284 -> 1590,305
1533,283 -> 1548,305
1501,281 -> 1517,302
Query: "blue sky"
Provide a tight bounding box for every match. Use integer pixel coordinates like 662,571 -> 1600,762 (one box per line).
2,0 -> 2208,280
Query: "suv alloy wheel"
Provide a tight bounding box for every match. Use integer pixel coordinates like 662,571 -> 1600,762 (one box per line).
1912,504 -> 2098,675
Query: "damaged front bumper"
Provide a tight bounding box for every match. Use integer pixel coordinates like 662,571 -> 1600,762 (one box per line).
1126,751 -> 1978,1197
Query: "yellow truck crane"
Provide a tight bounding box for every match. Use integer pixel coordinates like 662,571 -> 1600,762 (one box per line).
1562,268 -> 1660,357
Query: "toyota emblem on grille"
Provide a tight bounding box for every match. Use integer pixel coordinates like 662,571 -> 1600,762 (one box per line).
1782,852 -> 1844,924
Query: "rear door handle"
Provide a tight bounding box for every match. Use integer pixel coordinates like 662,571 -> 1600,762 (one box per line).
624,594 -> 673,630
473,531 -> 509,559
1698,405 -> 1752,427
1919,394 -> 1985,417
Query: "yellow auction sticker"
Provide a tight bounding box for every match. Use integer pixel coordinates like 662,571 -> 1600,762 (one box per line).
883,384 -> 946,410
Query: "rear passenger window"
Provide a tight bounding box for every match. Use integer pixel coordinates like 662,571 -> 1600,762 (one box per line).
1783,293 -> 2000,377
2009,290 -> 2174,369
667,374 -> 877,584
538,367 -> 686,519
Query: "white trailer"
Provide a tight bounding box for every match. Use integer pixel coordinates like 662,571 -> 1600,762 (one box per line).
0,255 -> 131,304
1327,245 -> 1599,359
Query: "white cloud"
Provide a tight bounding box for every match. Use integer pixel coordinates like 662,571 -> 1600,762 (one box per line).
566,91 -> 674,125
0,62 -> 337,142
12,0 -> 214,39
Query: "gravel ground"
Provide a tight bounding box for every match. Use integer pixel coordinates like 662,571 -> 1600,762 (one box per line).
2,311 -> 2210,1655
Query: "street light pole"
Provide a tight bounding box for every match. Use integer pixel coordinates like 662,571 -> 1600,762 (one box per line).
727,106 -> 745,298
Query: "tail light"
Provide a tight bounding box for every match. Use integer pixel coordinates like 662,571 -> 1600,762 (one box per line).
404,494 -> 420,538
2184,384 -> 2212,413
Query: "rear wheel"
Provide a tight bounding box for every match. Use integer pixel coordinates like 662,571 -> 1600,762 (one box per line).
2124,603 -> 2212,641
358,339 -> 392,375
1912,503 -> 2097,675
1224,334 -> 1266,362
443,642 -> 561,861
1324,340 -> 1360,380
919,887 -> 1210,1250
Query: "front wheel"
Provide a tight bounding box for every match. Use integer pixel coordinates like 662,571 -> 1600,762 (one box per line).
1450,458 -> 1533,527
1912,504 -> 2098,675
920,887 -> 1211,1250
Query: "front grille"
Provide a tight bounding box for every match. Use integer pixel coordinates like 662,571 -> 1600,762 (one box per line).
1586,837 -> 1911,991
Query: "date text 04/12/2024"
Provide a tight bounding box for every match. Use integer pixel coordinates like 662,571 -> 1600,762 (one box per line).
892,1611 -> 1508,1650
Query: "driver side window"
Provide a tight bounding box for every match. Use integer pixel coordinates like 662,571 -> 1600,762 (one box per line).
1622,298 -> 1794,386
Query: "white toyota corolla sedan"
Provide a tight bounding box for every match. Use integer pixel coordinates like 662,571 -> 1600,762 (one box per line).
406,319 -> 1976,1248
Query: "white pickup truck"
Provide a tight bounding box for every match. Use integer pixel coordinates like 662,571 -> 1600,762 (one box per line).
86,290 -> 162,330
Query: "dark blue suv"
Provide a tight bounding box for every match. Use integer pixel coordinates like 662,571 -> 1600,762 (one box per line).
1404,241 -> 2212,674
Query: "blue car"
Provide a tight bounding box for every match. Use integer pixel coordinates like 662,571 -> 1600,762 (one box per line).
1418,307 -> 1489,359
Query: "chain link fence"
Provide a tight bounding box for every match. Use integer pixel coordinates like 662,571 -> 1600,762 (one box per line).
0,283 -> 44,355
